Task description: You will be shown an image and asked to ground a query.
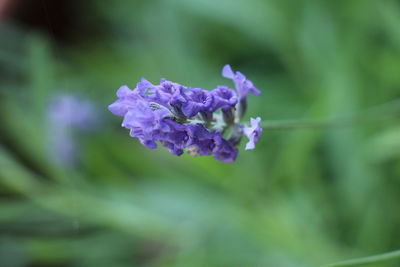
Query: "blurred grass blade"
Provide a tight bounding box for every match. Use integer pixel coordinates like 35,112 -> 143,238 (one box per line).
263,98 -> 400,130
325,250 -> 400,267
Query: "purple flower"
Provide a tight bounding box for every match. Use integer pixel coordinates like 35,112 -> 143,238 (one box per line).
49,94 -> 98,130
122,100 -> 172,149
160,120 -> 190,155
210,85 -> 238,111
169,86 -> 213,119
48,94 -> 99,167
186,124 -> 216,156
222,64 -> 260,100
212,133 -> 238,162
108,85 -> 140,116
182,88 -> 213,117
210,85 -> 238,124
161,141 -> 184,156
243,117 -> 262,150
108,65 -> 262,162
134,78 -> 173,108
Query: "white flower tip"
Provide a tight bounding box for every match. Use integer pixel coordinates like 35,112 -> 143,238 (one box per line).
251,117 -> 261,122
245,142 -> 255,150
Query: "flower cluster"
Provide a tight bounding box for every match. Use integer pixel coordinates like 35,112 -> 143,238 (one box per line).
108,65 -> 262,162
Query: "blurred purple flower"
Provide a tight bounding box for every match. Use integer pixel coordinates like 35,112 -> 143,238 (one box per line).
48,94 -> 99,167
48,94 -> 98,130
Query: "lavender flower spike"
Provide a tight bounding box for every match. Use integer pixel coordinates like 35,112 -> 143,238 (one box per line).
108,65 -> 262,162
243,117 -> 263,150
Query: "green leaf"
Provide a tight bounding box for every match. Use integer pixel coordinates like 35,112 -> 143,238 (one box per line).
325,250 -> 400,267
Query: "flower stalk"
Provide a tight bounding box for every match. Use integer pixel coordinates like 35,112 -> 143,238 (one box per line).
262,98 -> 400,130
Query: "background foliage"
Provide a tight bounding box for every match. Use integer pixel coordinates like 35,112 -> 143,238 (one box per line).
1,0 -> 400,266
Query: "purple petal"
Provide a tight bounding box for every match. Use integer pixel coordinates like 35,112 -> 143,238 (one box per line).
243,117 -> 262,150
212,134 -> 238,162
108,99 -> 133,116
222,64 -> 235,79
210,85 -> 238,111
140,139 -> 158,149
137,78 -> 154,92
116,85 -> 133,98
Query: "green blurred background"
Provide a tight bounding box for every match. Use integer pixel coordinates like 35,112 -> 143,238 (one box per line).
1,0 -> 400,266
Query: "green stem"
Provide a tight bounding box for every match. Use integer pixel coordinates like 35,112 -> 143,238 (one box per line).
325,249 -> 400,267
262,99 -> 400,130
